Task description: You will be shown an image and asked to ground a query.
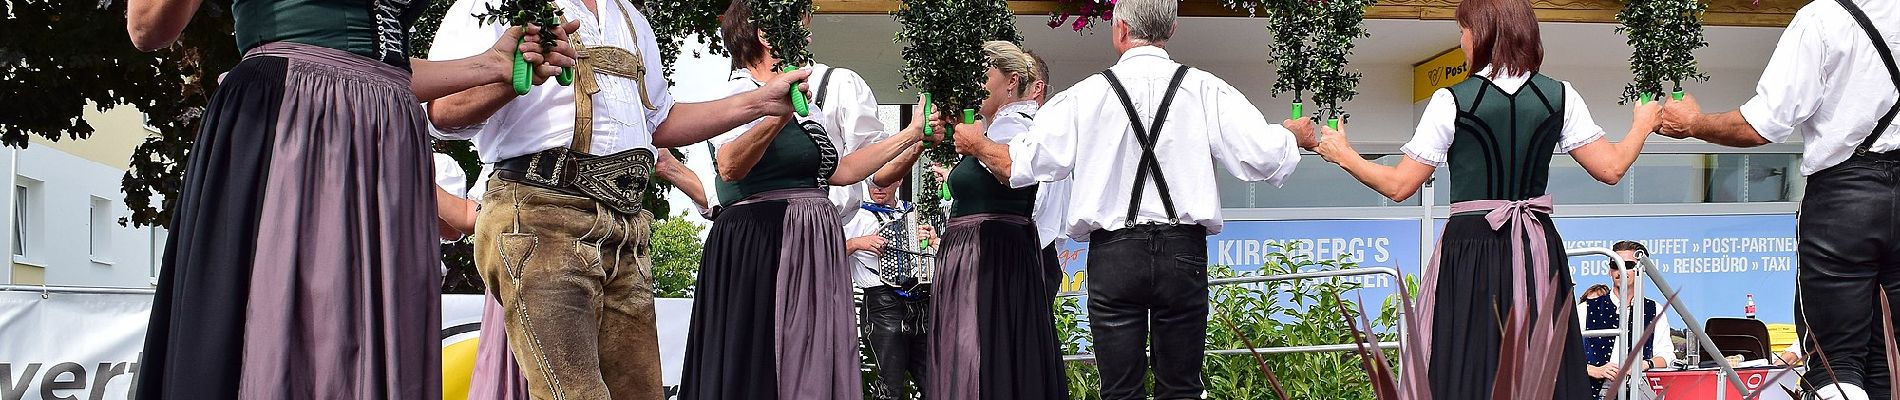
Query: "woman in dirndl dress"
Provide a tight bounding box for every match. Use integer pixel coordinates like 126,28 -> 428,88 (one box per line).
125,0 -> 574,398
678,2 -> 935,398
912,40 -> 1068,400
1309,0 -> 1664,398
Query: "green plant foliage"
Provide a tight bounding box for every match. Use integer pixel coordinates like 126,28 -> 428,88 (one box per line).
474,0 -> 564,52
753,0 -> 815,70
641,0 -> 731,81
1616,0 -> 1709,104
1053,246 -> 1407,399
1263,0 -> 1320,106
894,0 -> 1018,224
650,212 -> 707,297
441,240 -> 483,294
1308,0 -> 1374,122
0,0 -> 239,227
410,0 -> 456,60
1259,0 -> 1371,121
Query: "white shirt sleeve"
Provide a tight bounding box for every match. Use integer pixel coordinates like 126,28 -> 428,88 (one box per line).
824,68 -> 888,152
988,111 -> 1035,145
433,155 -> 469,198
1205,79 -> 1300,186
424,0 -> 506,138
1739,11 -> 1831,144
842,208 -> 879,239
709,79 -> 763,148
1007,83 -> 1089,188
1559,82 -> 1609,152
1401,89 -> 1458,167
1652,314 -> 1677,365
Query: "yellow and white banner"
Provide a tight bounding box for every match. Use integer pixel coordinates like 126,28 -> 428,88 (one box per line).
0,290 -> 694,400
1412,48 -> 1470,102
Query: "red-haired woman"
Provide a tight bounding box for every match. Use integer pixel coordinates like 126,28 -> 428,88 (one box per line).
1309,0 -> 1663,397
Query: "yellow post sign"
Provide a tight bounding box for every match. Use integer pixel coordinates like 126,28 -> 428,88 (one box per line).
1412,48 -> 1469,102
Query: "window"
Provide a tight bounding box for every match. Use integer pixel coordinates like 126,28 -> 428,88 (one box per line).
1219,155 -> 1423,208
90,196 -> 112,260
11,184 -> 24,258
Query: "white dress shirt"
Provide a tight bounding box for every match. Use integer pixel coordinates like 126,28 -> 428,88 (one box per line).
843,206 -> 889,289
1006,46 -> 1301,239
427,0 -> 675,163
1400,67 -> 1608,167
1739,0 -> 1900,175
434,154 -> 470,199
710,64 -> 889,221
1579,294 -> 1679,367
987,101 -> 1070,247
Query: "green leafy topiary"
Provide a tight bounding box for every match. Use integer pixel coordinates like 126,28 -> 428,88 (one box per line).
894,0 -> 1019,225
641,0 -> 731,82
1309,0 -> 1373,124
1256,0 -> 1370,123
752,0 -> 814,70
1617,0 -> 1709,104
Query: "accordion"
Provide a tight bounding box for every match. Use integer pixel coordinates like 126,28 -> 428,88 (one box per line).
864,201 -> 933,289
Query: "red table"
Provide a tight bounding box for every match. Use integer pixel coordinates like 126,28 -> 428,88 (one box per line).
1643,368 -> 1798,399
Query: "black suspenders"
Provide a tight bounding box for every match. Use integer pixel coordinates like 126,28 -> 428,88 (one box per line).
1834,0 -> 1900,154
812,67 -> 840,110
1101,65 -> 1193,224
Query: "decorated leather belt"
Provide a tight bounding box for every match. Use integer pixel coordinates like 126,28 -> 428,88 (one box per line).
495,147 -> 655,215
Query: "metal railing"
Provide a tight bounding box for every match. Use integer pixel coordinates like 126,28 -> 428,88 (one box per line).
1056,248 -> 1763,400
1060,267 -> 1406,363
0,284 -> 155,296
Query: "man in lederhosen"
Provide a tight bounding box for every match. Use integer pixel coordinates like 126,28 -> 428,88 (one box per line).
427,0 -> 810,397
844,178 -> 939,399
1659,0 -> 1897,398
953,0 -> 1319,397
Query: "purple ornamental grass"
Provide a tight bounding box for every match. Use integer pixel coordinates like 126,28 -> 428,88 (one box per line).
1335,292 -> 1399,399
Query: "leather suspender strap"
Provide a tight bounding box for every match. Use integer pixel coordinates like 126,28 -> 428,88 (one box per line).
571,0 -> 658,154
1834,0 -> 1900,153
1101,65 -> 1193,224
813,67 -> 839,110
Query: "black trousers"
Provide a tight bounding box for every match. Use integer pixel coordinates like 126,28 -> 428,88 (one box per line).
1087,224 -> 1209,400
862,285 -> 930,400
1798,155 -> 1900,397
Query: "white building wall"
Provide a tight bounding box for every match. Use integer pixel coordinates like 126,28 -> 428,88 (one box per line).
5,143 -> 164,288
2,104 -> 167,288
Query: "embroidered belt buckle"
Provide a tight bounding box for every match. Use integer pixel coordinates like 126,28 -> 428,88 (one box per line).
521,148 -> 572,187
569,147 -> 655,215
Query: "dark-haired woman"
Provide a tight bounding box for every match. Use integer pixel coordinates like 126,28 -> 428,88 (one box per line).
1308,0 -> 1662,397
125,0 -> 574,398
678,1 -> 935,398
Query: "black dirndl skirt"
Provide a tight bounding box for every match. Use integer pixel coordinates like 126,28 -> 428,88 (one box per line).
682,188 -> 860,399
927,213 -> 1067,400
135,42 -> 439,399
1426,213 -> 1592,400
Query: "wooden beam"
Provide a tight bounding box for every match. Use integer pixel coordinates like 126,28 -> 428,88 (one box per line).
813,0 -> 1808,28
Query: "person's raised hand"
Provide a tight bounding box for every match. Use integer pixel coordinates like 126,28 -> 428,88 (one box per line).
1632,96 -> 1664,135
1284,117 -> 1319,150
1313,122 -> 1353,164
1659,92 -> 1703,139
952,122 -> 992,155
755,68 -> 814,118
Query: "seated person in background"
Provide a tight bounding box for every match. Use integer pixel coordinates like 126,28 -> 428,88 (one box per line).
1778,341 -> 1803,367
1580,241 -> 1677,398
